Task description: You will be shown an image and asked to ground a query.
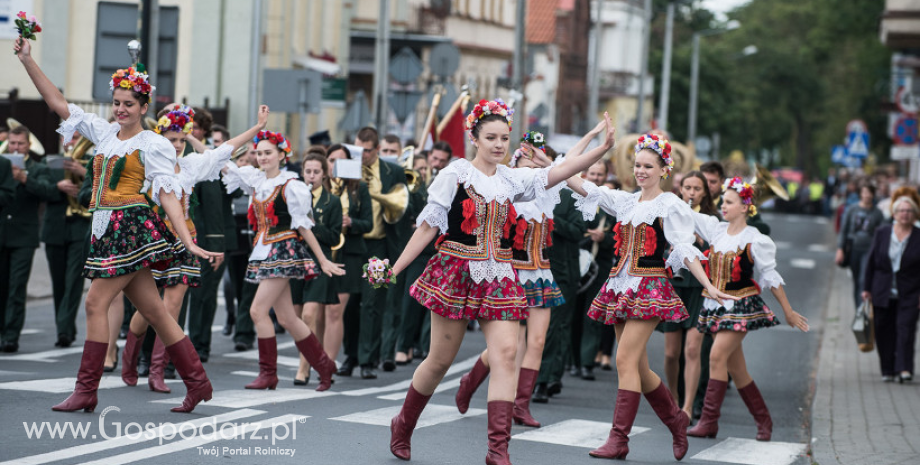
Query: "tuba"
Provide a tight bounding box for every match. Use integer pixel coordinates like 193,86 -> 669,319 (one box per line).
751,164 -> 789,204
370,184 -> 409,224
0,117 -> 46,157
401,145 -> 422,194
64,136 -> 94,218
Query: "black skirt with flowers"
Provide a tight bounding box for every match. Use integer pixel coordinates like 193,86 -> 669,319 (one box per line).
245,237 -> 319,283
151,244 -> 202,288
83,206 -> 185,280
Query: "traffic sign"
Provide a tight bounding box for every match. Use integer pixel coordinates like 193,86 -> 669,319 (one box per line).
846,128 -> 870,159
894,114 -> 918,145
390,48 -> 423,84
896,86 -> 918,115
831,145 -> 847,164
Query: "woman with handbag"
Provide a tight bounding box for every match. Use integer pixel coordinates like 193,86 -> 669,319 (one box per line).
836,184 -> 884,307
862,195 -> 920,383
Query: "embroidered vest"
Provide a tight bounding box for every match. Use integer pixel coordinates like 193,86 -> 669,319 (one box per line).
248,180 -> 299,246
89,150 -> 149,211
701,244 -> 760,299
608,219 -> 669,278
511,215 -> 553,270
437,186 -> 515,262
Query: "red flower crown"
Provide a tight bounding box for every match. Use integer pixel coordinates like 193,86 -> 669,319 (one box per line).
723,176 -> 758,216
109,64 -> 155,95
465,98 -> 515,133
253,130 -> 292,158
154,104 -> 195,135
635,133 -> 674,179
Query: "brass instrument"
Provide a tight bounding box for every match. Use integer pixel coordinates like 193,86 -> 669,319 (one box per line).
613,132 -> 694,191
0,117 -> 46,156
751,164 -> 789,204
401,145 -> 422,193
370,184 -> 409,224
330,178 -> 347,256
64,136 -> 94,218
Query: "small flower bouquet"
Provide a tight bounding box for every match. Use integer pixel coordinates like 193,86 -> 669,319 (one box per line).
363,256 -> 396,289
14,11 -> 42,54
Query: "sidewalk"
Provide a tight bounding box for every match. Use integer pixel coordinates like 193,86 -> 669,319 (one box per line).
811,266 -> 920,464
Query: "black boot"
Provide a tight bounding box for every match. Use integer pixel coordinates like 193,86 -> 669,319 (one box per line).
532,383 -> 549,404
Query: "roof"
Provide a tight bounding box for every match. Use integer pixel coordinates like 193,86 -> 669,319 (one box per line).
527,0 -> 558,44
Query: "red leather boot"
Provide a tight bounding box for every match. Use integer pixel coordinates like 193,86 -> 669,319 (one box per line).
165,336 -> 213,413
687,379 -> 728,438
121,330 -> 145,386
52,341 -> 107,412
148,336 -> 171,393
738,381 -> 772,441
513,367 -> 541,427
245,337 -> 278,390
644,381 -> 690,460
456,356 -> 489,414
295,333 -> 335,391
589,389 -> 641,459
390,384 -> 432,460
485,400 -> 514,465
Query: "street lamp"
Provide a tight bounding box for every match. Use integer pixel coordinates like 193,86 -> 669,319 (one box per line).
688,20 -> 741,144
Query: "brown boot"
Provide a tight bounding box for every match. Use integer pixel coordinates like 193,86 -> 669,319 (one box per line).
687,379 -> 728,438
485,401 -> 514,465
245,337 -> 279,390
295,333 -> 335,391
513,367 -> 541,427
644,381 -> 689,460
121,331 -> 145,386
390,384 -> 432,460
456,356 -> 489,414
589,389 -> 640,459
148,336 -> 171,393
738,381 -> 772,441
165,336 -> 213,413
52,341 -> 107,412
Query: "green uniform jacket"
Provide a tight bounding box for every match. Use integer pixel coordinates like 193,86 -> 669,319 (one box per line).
0,157 -> 17,211
42,164 -> 91,245
0,157 -> 58,248
547,190 -> 587,285
311,187 -> 344,259
191,179 -> 237,252
342,181 -> 373,257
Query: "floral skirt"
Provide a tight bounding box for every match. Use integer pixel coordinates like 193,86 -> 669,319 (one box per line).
521,278 -> 565,308
657,284 -> 704,332
588,277 -> 687,326
697,295 -> 779,334
83,206 -> 183,279
410,253 -> 527,321
151,239 -> 201,288
246,237 -> 318,284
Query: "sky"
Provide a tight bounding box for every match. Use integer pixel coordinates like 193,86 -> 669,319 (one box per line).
700,0 -> 750,17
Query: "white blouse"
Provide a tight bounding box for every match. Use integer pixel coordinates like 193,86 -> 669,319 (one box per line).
222,163 -> 315,261
57,103 -> 181,240
140,144 -> 235,197
573,182 -> 705,295
692,212 -> 785,310
416,158 -> 552,283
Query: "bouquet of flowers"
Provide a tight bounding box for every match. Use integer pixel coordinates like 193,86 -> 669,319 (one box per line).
363,256 -> 396,289
521,130 -> 545,150
14,11 -> 42,55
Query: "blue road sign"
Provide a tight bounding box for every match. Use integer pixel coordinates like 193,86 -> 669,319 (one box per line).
831,145 -> 847,164
894,115 -> 918,145
846,129 -> 870,159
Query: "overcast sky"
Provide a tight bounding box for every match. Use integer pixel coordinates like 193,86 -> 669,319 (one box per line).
700,0 -> 750,17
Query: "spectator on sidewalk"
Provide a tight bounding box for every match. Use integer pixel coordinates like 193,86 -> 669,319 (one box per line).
836,184 -> 884,308
862,195 -> 920,383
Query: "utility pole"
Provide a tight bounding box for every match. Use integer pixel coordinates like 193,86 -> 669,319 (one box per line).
657,1 -> 674,133
587,0 -> 603,130
688,33 -> 700,143
137,0 -> 159,103
635,0 -> 652,133
372,0 -> 391,132
248,0 -> 262,126
510,0 -> 526,143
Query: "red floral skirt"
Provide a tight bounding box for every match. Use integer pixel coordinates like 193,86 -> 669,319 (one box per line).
588,276 -> 687,325
83,206 -> 183,280
410,253 -> 528,321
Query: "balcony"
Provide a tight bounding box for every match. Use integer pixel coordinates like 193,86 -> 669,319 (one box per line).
881,0 -> 920,49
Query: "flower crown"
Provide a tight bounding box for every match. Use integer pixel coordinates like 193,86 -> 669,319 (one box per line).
723,176 -> 758,216
253,130 -> 292,158
465,98 -> 514,138
109,63 -> 155,95
635,133 -> 674,179
154,104 -> 195,135
510,131 -> 547,167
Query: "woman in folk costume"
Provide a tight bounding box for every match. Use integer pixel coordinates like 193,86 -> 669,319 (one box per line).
221,130 -> 345,392
387,99 -> 616,465
567,134 -> 735,461
15,38 -> 220,413
293,150 -> 343,386
687,177 -> 809,441
453,131 -> 566,429
122,104 -> 269,393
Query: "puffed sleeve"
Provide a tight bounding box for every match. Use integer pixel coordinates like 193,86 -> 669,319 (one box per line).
751,232 -> 785,289
571,181 -> 631,221
416,169 -> 458,234
145,134 -> 182,206
663,199 -> 707,273
185,144 -> 235,185
283,180 -> 315,231
508,165 -> 551,203
221,162 -> 263,194
56,103 -> 117,146
691,210 -> 722,243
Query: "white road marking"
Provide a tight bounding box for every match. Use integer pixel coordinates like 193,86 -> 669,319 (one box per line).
0,376 -> 180,393
150,388 -> 335,409
813,217 -> 829,224
330,403 -> 485,428
808,244 -> 829,252
376,376 -> 462,400
0,340 -> 126,363
222,341 -> 299,367
339,354 -> 479,397
20,329 -> 44,335
513,419 -> 649,448
774,241 -> 791,250
74,413 -> 306,465
691,437 -> 807,465
230,370 -> 296,382
0,409 -> 265,465
790,258 -> 816,269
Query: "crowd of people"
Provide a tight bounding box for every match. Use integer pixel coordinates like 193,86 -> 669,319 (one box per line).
6,30 -> 818,464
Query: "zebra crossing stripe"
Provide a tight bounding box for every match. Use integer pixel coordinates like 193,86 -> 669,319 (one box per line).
150,388 -> 336,409
330,404 -> 486,428
512,419 -> 649,448
690,437 -> 808,465
376,376 -> 462,400
0,376 -> 180,393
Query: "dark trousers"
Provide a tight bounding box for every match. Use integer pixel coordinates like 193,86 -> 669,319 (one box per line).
875,298 -> 920,376
848,248 -> 870,309
579,265 -> 612,368
0,246 -> 37,343
342,293 -> 361,360
188,260 -> 227,356
539,265 -> 577,384
381,256 -> 406,363
397,254 -> 431,354
45,241 -> 86,339
227,250 -> 256,345
359,239 -> 390,366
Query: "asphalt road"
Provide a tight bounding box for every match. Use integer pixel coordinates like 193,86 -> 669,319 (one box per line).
0,212 -> 832,465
